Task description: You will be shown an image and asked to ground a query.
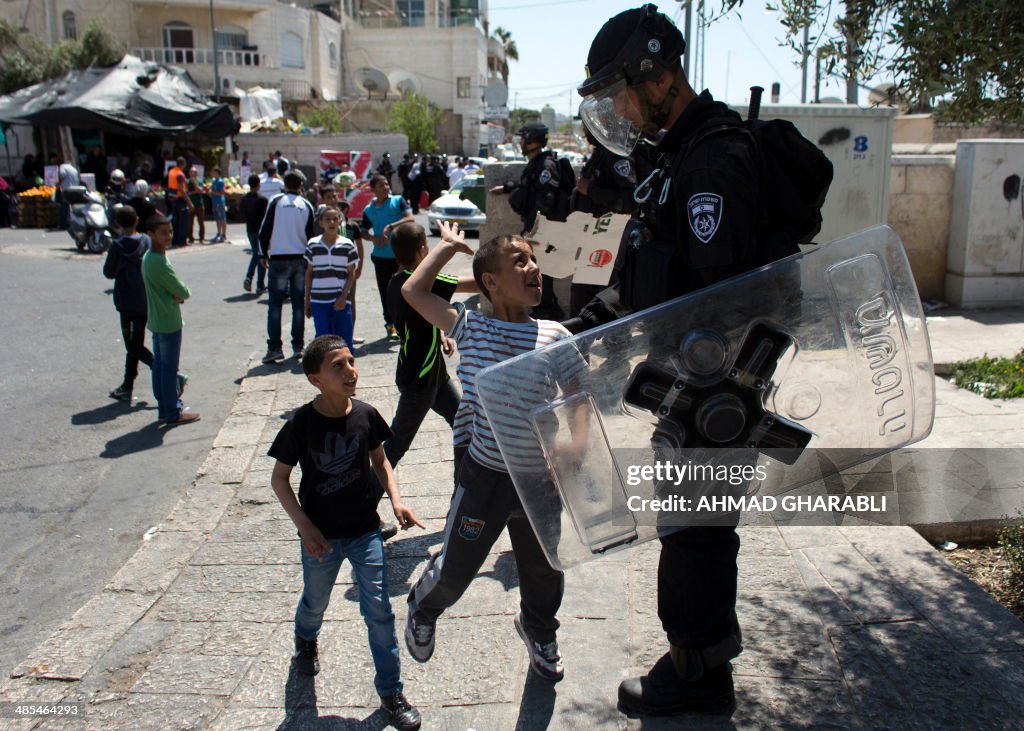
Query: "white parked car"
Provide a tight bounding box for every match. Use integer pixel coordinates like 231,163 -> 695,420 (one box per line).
427,174 -> 487,236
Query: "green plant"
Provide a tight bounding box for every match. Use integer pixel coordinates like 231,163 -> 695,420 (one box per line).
949,351 -> 1024,399
388,91 -> 441,153
0,19 -> 123,95
299,103 -> 345,134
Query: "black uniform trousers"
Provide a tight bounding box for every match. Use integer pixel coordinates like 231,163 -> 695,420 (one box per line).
408,455 -> 564,644
658,526 -> 740,651
371,256 -> 400,327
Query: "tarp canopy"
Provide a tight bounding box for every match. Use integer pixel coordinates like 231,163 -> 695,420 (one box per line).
0,55 -> 239,138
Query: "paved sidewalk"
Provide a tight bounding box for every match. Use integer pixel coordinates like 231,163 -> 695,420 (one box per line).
3,291 -> 1024,728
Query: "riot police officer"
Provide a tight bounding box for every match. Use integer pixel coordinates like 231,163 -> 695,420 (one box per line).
574,4 -> 803,717
567,121 -> 649,317
571,122 -> 643,219
491,120 -> 571,319
376,152 -> 395,188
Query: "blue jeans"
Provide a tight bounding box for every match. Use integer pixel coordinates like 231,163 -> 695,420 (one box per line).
245,232 -> 266,289
310,301 -> 354,348
296,530 -> 403,697
267,258 -> 305,352
151,329 -> 183,421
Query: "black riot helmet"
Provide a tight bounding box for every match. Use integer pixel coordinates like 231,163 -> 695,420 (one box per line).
577,4 -> 686,156
579,4 -> 685,98
516,121 -> 549,145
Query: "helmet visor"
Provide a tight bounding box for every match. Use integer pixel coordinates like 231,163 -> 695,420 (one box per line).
579,80 -> 642,157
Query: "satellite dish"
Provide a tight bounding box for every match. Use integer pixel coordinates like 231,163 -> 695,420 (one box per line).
483,80 -> 508,108
868,83 -> 901,107
353,67 -> 390,97
388,69 -> 421,96
818,96 -> 846,104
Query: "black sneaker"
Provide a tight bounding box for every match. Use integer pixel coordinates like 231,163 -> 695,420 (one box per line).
293,348 -> 304,361
262,349 -> 285,364
109,385 -> 132,402
617,653 -> 734,716
380,691 -> 421,731
177,373 -> 189,399
404,611 -> 435,663
293,635 -> 320,676
514,614 -> 564,681
380,522 -> 400,541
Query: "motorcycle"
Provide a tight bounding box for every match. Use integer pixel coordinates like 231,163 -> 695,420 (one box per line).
64,185 -> 113,253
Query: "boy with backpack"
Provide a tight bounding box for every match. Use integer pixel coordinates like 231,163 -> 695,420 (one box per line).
103,205 -> 153,402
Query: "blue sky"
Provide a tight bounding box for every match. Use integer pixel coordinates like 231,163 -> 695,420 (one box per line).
488,0 -> 887,115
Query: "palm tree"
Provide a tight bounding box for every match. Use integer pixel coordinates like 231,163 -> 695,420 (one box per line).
491,26 -> 518,84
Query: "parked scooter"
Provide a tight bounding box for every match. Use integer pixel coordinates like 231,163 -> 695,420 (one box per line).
64,185 -> 113,253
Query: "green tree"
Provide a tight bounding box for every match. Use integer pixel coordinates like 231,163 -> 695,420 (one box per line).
491,26 -> 518,84
712,0 -> 1024,124
508,108 -> 541,133
388,91 -> 442,153
0,19 -> 124,95
299,103 -> 345,133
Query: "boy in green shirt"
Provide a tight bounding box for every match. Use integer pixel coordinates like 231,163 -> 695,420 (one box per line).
142,214 -> 200,425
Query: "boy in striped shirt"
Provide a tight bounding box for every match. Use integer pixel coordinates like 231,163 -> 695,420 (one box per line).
304,206 -> 359,348
402,221 -> 586,682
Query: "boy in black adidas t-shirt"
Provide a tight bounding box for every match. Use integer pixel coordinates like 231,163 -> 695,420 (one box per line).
269,335 -> 424,731
385,222 -> 478,474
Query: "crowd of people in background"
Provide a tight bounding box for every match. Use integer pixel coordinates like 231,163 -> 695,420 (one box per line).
396,153 -> 481,213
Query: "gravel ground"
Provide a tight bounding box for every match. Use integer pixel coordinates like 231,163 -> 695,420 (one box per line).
947,546 -> 1024,622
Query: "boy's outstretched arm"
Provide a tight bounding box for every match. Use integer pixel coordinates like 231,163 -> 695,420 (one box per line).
270,460 -> 331,559
369,447 -> 425,531
402,220 -> 473,333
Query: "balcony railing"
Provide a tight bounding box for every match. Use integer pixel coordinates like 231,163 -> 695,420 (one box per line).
133,47 -> 270,68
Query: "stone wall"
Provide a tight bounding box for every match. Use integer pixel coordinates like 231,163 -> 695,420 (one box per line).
888,155 -> 956,301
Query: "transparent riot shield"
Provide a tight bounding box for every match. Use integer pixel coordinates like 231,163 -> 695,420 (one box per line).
475,226 -> 936,570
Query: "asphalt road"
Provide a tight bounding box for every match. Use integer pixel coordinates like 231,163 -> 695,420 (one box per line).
0,223 -> 267,676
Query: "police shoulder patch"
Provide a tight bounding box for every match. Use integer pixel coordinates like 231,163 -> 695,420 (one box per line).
538,169 -> 552,185
613,159 -> 632,177
687,192 -> 723,244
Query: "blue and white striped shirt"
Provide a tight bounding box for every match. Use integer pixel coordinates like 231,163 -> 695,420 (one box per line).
450,305 -> 586,473
305,235 -> 359,304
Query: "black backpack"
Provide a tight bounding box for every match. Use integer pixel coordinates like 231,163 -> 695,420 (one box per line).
680,88 -> 833,248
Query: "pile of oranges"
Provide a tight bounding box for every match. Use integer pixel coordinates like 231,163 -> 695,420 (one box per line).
18,185 -> 56,198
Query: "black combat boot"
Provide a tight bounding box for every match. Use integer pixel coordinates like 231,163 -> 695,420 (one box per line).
618,652 -> 734,716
